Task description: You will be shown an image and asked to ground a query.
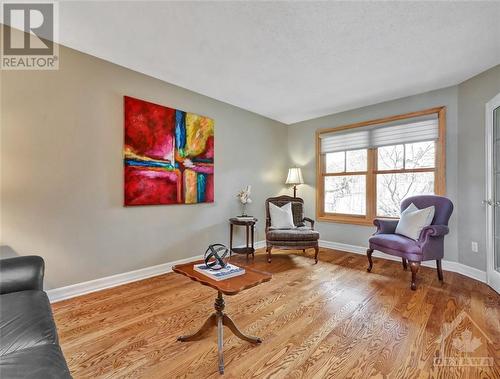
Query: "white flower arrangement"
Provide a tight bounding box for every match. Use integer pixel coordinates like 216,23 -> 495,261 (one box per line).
236,185 -> 252,216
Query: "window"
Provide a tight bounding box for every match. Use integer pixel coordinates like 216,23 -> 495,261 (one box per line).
316,107 -> 446,225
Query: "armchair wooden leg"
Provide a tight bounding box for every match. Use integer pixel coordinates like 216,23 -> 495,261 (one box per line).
366,249 -> 374,272
409,261 -> 420,290
314,246 -> 319,264
266,246 -> 272,263
402,258 -> 408,271
436,259 -> 444,281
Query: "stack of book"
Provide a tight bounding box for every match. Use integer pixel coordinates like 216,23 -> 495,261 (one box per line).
194,263 -> 245,281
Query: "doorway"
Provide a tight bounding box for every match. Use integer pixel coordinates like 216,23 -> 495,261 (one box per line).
485,93 -> 500,293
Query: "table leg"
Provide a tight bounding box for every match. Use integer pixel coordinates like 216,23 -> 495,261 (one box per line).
251,224 -> 255,259
229,224 -> 233,257
178,291 -> 263,375
177,313 -> 216,342
223,313 -> 262,343
217,313 -> 224,374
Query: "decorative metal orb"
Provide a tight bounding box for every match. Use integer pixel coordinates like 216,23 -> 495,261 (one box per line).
204,244 -> 230,270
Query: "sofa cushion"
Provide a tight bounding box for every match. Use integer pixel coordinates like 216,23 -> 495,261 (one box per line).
267,227 -> 319,241
0,290 -> 58,356
0,344 -> 71,379
369,233 -> 422,255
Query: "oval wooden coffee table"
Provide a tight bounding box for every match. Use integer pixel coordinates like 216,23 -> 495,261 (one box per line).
173,260 -> 272,374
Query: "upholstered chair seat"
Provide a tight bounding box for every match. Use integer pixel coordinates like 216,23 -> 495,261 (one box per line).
265,196 -> 319,263
366,195 -> 453,290
267,227 -> 320,242
369,234 -> 423,259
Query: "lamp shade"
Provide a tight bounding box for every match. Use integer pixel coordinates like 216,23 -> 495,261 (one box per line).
286,167 -> 304,185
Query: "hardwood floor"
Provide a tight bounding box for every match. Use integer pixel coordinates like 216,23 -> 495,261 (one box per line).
52,248 -> 500,378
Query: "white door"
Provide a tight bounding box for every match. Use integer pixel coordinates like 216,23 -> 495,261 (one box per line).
485,93 -> 500,293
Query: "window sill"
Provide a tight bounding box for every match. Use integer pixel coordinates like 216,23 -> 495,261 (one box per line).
317,215 -> 374,226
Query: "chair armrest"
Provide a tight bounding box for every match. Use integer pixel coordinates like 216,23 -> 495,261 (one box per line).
0,255 -> 44,294
419,225 -> 449,243
303,217 -> 315,229
373,218 -> 399,234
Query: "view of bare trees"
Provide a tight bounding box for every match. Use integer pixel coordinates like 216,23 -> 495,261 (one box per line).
324,142 -> 435,216
377,142 -> 434,216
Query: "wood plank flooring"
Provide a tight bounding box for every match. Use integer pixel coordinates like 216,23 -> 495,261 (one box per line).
52,248 -> 500,378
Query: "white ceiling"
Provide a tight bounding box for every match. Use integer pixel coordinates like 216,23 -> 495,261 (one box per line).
56,1 -> 500,124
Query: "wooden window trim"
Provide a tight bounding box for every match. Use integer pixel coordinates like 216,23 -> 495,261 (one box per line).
316,107 -> 446,225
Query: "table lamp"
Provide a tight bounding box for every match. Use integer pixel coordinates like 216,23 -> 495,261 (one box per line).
286,167 -> 304,198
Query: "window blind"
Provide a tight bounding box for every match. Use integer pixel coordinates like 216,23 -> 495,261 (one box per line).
320,116 -> 439,154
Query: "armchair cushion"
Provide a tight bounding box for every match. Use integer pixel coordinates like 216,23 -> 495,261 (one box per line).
395,204 -> 435,240
267,227 -> 319,241
269,202 -> 295,229
369,234 -> 422,255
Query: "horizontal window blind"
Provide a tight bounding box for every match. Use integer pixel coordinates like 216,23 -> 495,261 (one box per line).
320,117 -> 439,154
319,130 -> 370,153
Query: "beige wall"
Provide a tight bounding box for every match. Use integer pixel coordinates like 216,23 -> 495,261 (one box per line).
1,44 -> 288,289
457,65 -> 500,269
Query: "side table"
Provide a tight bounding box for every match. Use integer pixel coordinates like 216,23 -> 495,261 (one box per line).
173,260 -> 272,374
229,217 -> 257,260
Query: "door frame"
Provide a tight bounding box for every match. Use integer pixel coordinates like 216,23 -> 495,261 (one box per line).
485,92 -> 500,293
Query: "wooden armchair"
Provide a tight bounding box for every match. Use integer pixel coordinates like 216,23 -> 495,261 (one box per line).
265,195 -> 319,263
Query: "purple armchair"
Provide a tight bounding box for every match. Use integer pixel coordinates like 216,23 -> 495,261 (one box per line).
367,195 -> 454,290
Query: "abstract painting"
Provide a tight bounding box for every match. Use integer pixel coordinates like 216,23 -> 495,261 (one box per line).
124,96 -> 214,206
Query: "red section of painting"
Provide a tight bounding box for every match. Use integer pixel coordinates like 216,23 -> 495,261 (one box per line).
124,96 -> 175,160
124,167 -> 179,205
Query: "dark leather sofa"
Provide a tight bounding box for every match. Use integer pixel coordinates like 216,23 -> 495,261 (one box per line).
0,255 -> 72,378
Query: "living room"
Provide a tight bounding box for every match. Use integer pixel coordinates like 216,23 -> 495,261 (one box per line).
1,1 -> 499,378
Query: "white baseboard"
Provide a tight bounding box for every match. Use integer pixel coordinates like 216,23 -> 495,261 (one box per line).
47,254 -> 203,303
254,240 -> 266,249
46,239 -> 486,303
319,240 -> 487,283
48,242 -> 267,303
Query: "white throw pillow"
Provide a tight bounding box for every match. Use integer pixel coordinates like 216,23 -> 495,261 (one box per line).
269,202 -> 295,229
396,203 -> 435,240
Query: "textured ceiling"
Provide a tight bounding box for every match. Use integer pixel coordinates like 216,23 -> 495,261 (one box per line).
56,1 -> 500,124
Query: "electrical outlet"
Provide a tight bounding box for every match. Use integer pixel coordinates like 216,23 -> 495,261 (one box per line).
471,241 -> 479,253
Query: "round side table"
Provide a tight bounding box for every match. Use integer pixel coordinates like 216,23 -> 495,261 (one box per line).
229,217 -> 257,260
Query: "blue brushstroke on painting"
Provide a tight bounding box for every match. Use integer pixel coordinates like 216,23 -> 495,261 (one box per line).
197,173 -> 206,203
175,110 -> 186,151
191,158 -> 214,163
124,159 -> 175,170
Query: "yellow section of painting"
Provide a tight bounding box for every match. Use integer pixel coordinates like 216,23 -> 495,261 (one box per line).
185,113 -> 214,157
184,169 -> 198,204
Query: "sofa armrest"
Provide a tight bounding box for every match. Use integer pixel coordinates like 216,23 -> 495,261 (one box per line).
419,225 -> 449,243
303,217 -> 315,229
0,255 -> 44,294
373,218 -> 399,234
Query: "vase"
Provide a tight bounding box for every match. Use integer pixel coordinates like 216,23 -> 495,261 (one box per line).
240,203 -> 247,217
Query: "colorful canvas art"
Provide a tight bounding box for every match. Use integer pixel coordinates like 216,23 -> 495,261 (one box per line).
124,96 -> 214,206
